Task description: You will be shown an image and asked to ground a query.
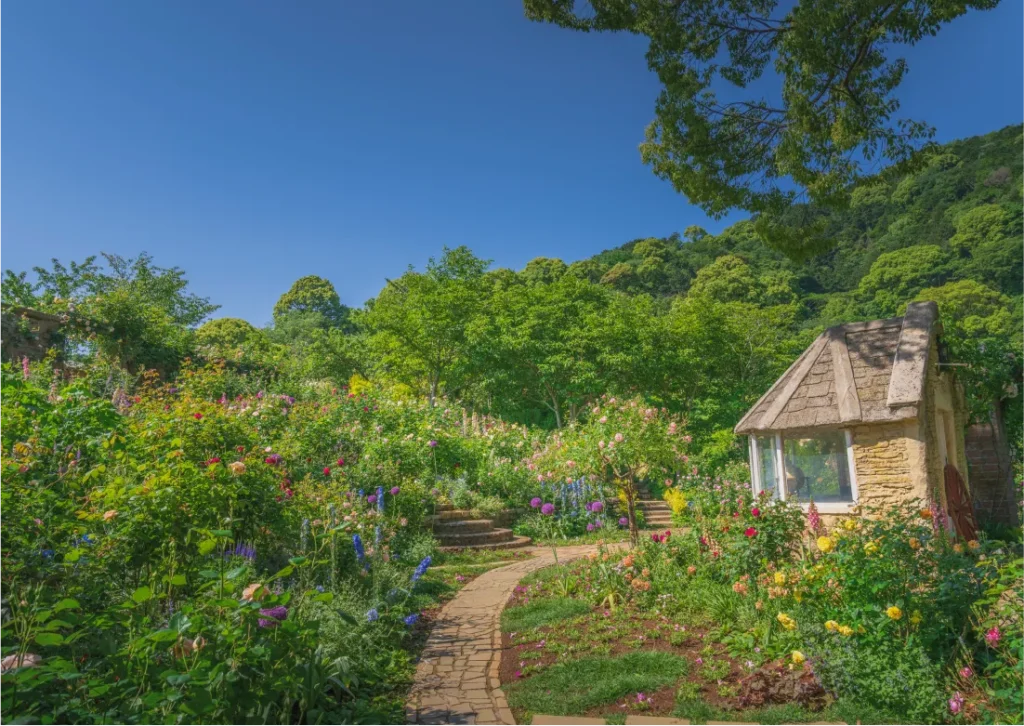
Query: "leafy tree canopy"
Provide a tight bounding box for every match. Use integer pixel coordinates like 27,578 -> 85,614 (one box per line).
525,0 -> 1002,255
272,275 -> 349,329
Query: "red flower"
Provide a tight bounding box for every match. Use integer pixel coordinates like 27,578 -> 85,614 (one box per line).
751,507 -> 761,518
323,467 -> 331,476
744,527 -> 758,538
664,530 -> 672,539
236,445 -> 245,453
193,412 -> 203,420
337,458 -> 345,466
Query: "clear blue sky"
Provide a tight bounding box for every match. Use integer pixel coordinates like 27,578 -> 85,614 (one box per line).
4,1 -> 1022,324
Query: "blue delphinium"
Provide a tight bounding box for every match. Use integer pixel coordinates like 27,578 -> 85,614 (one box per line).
353,534 -> 367,569
376,485 -> 385,513
404,613 -> 419,626
410,555 -> 432,585
375,525 -> 382,545
366,608 -> 379,622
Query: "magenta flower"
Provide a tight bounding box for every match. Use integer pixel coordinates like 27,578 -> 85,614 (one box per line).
589,501 -> 604,513
618,517 -> 628,527
948,692 -> 964,715
428,440 -> 438,448
390,486 -> 400,495
541,503 -> 555,516
367,494 -> 378,505
959,666 -> 973,679
985,626 -> 1001,646
530,497 -> 542,508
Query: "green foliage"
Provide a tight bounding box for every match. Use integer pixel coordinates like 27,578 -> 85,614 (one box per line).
272,275 -> 349,330
524,0 -> 1001,251
500,597 -> 592,632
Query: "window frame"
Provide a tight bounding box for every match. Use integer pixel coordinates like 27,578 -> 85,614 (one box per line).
749,430 -> 859,513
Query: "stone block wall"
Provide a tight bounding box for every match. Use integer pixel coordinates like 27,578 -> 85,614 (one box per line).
1,307 -> 65,362
965,414 -> 1020,527
850,421 -> 928,510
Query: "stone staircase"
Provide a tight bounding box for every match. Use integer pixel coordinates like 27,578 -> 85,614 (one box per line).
430,505 -> 532,552
636,485 -> 674,529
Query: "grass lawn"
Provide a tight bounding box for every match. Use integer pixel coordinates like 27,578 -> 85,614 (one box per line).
498,563 -> 878,725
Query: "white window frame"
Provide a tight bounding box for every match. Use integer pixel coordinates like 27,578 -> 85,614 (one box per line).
749,430 -> 859,514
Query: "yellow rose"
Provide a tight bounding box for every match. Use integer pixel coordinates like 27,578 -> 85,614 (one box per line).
825,620 -> 839,632
816,536 -> 834,553
229,461 -> 246,475
843,519 -> 857,531
908,537 -> 921,550
774,571 -> 787,586
886,606 -> 903,621
909,610 -> 922,625
776,613 -> 797,631
838,625 -> 854,637
791,650 -> 806,665
864,541 -> 879,555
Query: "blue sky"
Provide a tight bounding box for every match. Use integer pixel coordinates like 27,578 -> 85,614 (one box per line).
3,1 -> 1022,324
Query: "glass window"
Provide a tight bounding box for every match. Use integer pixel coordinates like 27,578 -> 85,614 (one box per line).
753,435 -> 778,498
782,431 -> 853,503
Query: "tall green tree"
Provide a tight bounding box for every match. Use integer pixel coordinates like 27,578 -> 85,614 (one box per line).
272,275 -> 350,331
363,247 -> 489,405
524,0 -> 1002,255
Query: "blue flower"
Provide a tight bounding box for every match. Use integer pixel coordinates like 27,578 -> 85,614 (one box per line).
366,608 -> 380,622
353,534 -> 368,570
404,613 -> 420,627
411,555 -> 432,585
40,549 -> 55,559
376,486 -> 385,513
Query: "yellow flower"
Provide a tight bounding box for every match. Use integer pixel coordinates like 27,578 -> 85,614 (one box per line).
791,650 -> 806,665
838,625 -> 854,637
863,540 -> 879,555
886,606 -> 903,621
967,540 -> 980,551
777,613 -> 797,631
229,461 -> 246,475
843,518 -> 857,531
774,571 -> 787,586
102,509 -> 118,522
953,543 -> 964,554
793,590 -> 803,603
816,536 -> 834,553
825,620 -> 839,632
919,508 -> 933,520
908,537 -> 921,550
909,610 -> 922,625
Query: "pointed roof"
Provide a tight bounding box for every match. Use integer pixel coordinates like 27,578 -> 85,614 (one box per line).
734,302 -> 940,434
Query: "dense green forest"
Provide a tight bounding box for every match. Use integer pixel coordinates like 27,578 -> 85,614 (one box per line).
3,125 -> 1022,468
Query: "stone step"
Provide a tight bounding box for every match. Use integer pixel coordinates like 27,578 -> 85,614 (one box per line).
431,508 -> 478,521
429,518 -> 495,534
439,534 -> 533,553
435,527 -> 515,547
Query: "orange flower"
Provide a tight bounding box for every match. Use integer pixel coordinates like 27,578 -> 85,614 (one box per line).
102,510 -> 118,522
242,583 -> 268,602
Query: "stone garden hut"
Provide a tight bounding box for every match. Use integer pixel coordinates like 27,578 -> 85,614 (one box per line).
735,301 -> 970,523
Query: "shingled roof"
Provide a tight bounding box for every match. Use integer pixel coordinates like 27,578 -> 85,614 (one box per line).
735,301 -> 940,434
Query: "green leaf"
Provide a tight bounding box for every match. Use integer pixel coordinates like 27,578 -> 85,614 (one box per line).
288,556 -> 308,566
53,598 -> 80,612
35,632 -> 64,646
313,591 -> 334,603
211,529 -> 233,538
197,539 -> 218,556
166,574 -> 187,586
132,586 -> 153,603
270,565 -> 294,580
148,628 -> 182,643
337,610 -> 357,625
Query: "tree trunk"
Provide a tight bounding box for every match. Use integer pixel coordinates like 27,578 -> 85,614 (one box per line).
428,378 -> 437,407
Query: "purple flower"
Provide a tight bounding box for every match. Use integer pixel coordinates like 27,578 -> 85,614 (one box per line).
367,494 -> 378,505
619,517 -> 629,527
589,501 -> 604,513
366,608 -> 379,622
404,613 -> 420,626
541,503 -> 555,516
530,497 -> 542,509
948,692 -> 964,715
390,486 -> 400,496
586,523 -> 595,532
258,605 -> 288,628
428,440 -> 438,448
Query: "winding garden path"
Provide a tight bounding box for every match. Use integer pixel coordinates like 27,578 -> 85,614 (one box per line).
406,544 -> 618,725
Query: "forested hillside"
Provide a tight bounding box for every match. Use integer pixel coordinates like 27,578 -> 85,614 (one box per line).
3,126 -> 1021,468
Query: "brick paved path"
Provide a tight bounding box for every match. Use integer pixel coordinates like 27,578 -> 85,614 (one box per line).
406,545 -> 613,725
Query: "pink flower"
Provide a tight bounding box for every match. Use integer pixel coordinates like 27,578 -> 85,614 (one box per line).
985,626 -> 1001,646
323,467 -> 331,476
744,527 -> 757,537
614,433 -> 624,442
948,692 -> 964,715
959,666 -> 973,679
751,507 -> 761,518
193,412 -> 203,420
